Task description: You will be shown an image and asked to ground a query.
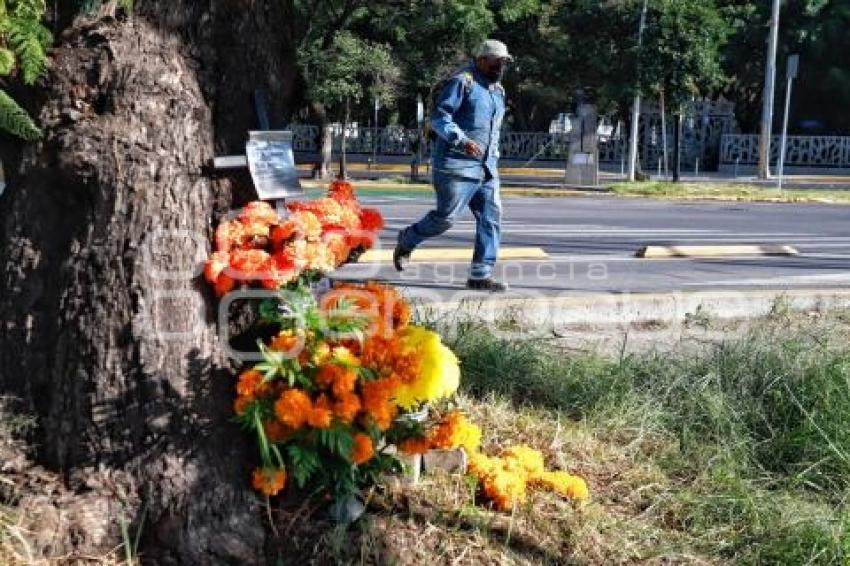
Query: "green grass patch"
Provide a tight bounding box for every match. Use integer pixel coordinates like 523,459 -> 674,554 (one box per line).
445,314 -> 850,563
610,181 -> 850,203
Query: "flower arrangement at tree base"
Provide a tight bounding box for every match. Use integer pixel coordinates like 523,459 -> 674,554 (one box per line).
203,180 -> 588,520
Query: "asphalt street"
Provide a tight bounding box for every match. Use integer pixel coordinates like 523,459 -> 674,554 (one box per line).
332,191 -> 850,300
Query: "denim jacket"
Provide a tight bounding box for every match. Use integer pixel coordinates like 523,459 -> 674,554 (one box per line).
430,62 -> 506,180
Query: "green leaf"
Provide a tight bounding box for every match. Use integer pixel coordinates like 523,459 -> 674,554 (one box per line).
0,48 -> 15,76
286,444 -> 320,488
0,88 -> 40,140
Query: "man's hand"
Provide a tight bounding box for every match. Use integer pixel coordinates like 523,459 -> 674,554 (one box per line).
463,140 -> 483,157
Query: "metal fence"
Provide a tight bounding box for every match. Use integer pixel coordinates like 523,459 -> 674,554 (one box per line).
288,98 -> 736,170
720,134 -> 850,171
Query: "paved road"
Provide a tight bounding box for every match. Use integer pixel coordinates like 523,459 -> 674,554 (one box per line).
332,191 -> 850,299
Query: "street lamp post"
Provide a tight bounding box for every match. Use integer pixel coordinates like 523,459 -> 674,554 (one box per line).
627,0 -> 649,182
415,95 -> 424,181
371,96 -> 379,171
777,54 -> 799,191
757,0 -> 782,179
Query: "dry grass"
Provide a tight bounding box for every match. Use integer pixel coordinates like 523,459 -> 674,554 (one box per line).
265,394 -> 720,564
6,311 -> 850,563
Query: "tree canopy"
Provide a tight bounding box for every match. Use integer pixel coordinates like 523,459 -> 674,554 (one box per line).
2,0 -> 850,139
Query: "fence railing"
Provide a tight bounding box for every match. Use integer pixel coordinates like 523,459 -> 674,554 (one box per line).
289,125 -> 626,164
720,134 -> 850,169
288,123 -> 734,170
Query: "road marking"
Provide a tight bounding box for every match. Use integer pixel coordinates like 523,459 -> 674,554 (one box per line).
358,246 -> 549,263
637,245 -> 798,258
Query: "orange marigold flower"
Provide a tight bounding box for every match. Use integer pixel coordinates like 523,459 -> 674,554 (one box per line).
360,378 -> 398,430
214,274 -> 236,297
269,330 -> 303,356
398,436 -> 432,455
214,220 -> 244,252
339,206 -> 361,231
333,392 -> 361,423
239,201 -> 280,225
204,251 -> 230,283
236,369 -> 268,399
289,211 -> 323,240
358,208 -> 384,232
233,395 -> 253,416
301,241 -> 336,272
351,432 -> 374,464
306,405 -> 333,429
229,249 -> 273,280
241,219 -> 272,242
263,419 -> 291,443
315,393 -> 333,410
315,363 -> 343,390
429,411 -> 482,453
252,466 -> 286,496
269,221 -> 297,248
274,389 -> 312,430
328,179 -> 356,201
331,367 -> 358,398
323,232 -> 351,264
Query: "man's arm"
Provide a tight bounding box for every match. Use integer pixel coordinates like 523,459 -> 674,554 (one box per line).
431,76 -> 482,156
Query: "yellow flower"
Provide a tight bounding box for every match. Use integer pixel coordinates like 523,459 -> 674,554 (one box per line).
467,445 -> 589,510
501,445 -> 545,476
391,326 -> 460,410
531,471 -> 589,501
429,411 -> 481,453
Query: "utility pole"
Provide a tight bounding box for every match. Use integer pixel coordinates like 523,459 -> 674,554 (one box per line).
627,0 -> 649,181
777,54 -> 799,191
757,0 -> 781,179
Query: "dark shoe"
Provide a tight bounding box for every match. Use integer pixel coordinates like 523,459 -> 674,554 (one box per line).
466,278 -> 509,292
393,231 -> 412,272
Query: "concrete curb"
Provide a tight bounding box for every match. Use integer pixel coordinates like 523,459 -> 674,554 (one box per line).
414,288 -> 850,330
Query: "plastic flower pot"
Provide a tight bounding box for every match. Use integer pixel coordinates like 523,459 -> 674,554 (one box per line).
327,493 -> 366,523
392,406 -> 429,485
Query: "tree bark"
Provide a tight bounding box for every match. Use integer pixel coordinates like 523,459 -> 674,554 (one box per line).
0,2 -> 302,562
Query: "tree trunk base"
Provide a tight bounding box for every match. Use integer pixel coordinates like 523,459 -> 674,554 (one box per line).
0,13 -> 273,564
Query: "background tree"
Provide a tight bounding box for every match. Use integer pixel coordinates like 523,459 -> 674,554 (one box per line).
299,31 -> 398,175
636,0 -> 729,180
367,0 -> 493,126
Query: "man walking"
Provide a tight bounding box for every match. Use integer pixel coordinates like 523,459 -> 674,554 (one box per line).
394,40 -> 512,292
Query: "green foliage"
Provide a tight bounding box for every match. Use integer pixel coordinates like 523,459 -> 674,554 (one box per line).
0,0 -> 51,139
452,316 -> 850,494
299,31 -> 399,114
0,89 -> 39,140
450,313 -> 850,561
638,0 -> 730,109
286,444 -> 321,488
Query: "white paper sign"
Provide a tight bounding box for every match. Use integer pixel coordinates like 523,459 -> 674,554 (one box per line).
245,130 -> 303,200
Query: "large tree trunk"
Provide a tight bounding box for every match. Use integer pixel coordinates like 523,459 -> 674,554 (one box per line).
0,2 -> 301,562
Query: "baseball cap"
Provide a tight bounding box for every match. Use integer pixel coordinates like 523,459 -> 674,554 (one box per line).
475,39 -> 514,62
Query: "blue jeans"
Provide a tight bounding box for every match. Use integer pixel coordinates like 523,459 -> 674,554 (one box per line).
400,169 -> 501,280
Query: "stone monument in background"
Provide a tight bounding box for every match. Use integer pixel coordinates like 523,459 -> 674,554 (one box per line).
564,101 -> 599,187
